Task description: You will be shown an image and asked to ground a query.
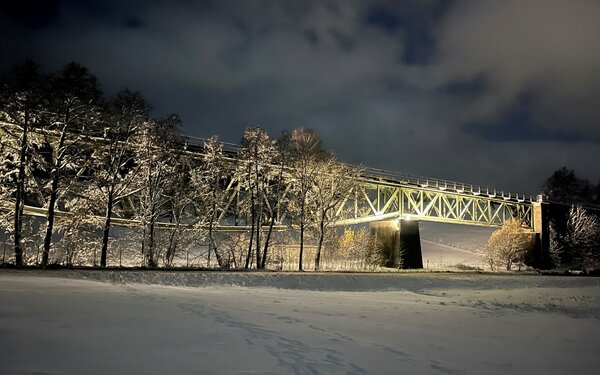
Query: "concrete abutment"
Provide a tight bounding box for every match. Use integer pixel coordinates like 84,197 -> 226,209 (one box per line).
370,219 -> 423,269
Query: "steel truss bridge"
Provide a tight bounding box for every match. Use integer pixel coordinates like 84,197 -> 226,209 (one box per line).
3,124 -> 535,232
183,135 -> 535,231
337,170 -> 533,228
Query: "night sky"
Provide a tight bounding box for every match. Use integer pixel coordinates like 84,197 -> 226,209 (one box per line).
2,0 -> 599,195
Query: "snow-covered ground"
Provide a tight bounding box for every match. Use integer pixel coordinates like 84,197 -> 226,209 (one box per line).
1,271 -> 600,374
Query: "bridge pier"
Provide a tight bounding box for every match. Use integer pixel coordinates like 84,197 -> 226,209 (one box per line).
532,201 -> 551,269
400,220 -> 424,269
370,219 -> 423,269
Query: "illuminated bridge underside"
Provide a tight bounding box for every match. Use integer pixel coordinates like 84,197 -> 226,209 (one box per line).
336,182 -> 533,228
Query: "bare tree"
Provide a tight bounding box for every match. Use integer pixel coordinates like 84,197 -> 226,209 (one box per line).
287,128 -> 329,271
259,134 -> 290,269
94,90 -> 148,267
331,227 -> 382,270
190,136 -> 230,268
550,204 -> 600,269
311,158 -> 360,270
0,61 -> 47,266
54,185 -> 103,266
134,114 -> 182,267
238,126 -> 277,269
164,154 -> 195,267
0,128 -> 17,238
37,63 -> 103,267
480,218 -> 534,271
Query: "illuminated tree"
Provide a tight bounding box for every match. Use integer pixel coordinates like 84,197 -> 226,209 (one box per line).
332,228 -> 382,270
550,204 -> 600,269
0,61 -> 47,266
94,90 -> 148,267
480,218 -> 534,271
287,128 -> 329,271
38,63 -> 103,267
238,126 -> 277,269
164,154 -> 195,267
134,114 -> 182,267
190,135 -> 231,268
259,134 -> 289,269
0,132 -> 17,244
311,157 -> 360,271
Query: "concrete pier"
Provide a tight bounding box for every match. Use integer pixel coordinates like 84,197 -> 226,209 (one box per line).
371,219 -> 423,269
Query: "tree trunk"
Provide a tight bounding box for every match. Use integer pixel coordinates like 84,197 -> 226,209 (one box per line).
166,224 -> 179,267
314,213 -> 325,271
299,197 -> 305,271
42,119 -> 69,267
145,220 -> 156,267
100,191 -> 114,267
255,196 -> 262,269
261,213 -> 276,269
42,177 -> 59,267
261,161 -> 284,270
13,111 -> 29,267
245,190 -> 255,269
165,207 -> 180,267
208,208 -> 225,268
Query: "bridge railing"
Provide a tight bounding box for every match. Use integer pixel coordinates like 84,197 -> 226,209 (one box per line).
360,167 -> 533,203
181,134 -> 533,203
183,135 -> 241,155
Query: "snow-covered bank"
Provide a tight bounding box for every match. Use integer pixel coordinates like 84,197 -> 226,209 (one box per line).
1,272 -> 600,374
0,268 -> 596,292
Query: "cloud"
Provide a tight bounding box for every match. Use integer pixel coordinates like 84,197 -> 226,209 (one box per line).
426,0 -> 600,137
1,0 -> 599,193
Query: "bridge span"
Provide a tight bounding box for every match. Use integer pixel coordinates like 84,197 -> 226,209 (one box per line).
183,134 -> 539,230
183,135 -> 548,269
6,125 -> 548,268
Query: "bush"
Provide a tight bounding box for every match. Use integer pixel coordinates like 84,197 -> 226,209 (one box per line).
480,219 -> 535,271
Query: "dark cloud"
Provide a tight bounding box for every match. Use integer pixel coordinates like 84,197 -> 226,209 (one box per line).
1,0 -> 599,194
0,0 -> 61,29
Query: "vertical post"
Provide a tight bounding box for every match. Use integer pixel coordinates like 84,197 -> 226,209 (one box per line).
370,219 -> 423,269
399,219 -> 423,269
532,200 -> 550,268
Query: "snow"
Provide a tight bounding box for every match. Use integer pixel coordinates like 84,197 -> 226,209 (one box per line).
1,271 -> 600,374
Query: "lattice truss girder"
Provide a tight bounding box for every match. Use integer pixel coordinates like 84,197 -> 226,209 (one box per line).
214,175 -> 293,227
334,183 -> 533,228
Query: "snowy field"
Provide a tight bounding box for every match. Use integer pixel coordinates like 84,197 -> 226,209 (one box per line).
1,271 -> 600,375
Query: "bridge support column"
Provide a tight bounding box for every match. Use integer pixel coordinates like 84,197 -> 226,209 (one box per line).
370,220 -> 423,269
532,201 -> 551,269
399,220 -> 423,269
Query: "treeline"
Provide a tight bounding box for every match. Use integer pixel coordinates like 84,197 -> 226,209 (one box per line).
0,61 -> 377,270
541,167 -> 600,270
542,167 -> 600,206
478,167 -> 600,272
